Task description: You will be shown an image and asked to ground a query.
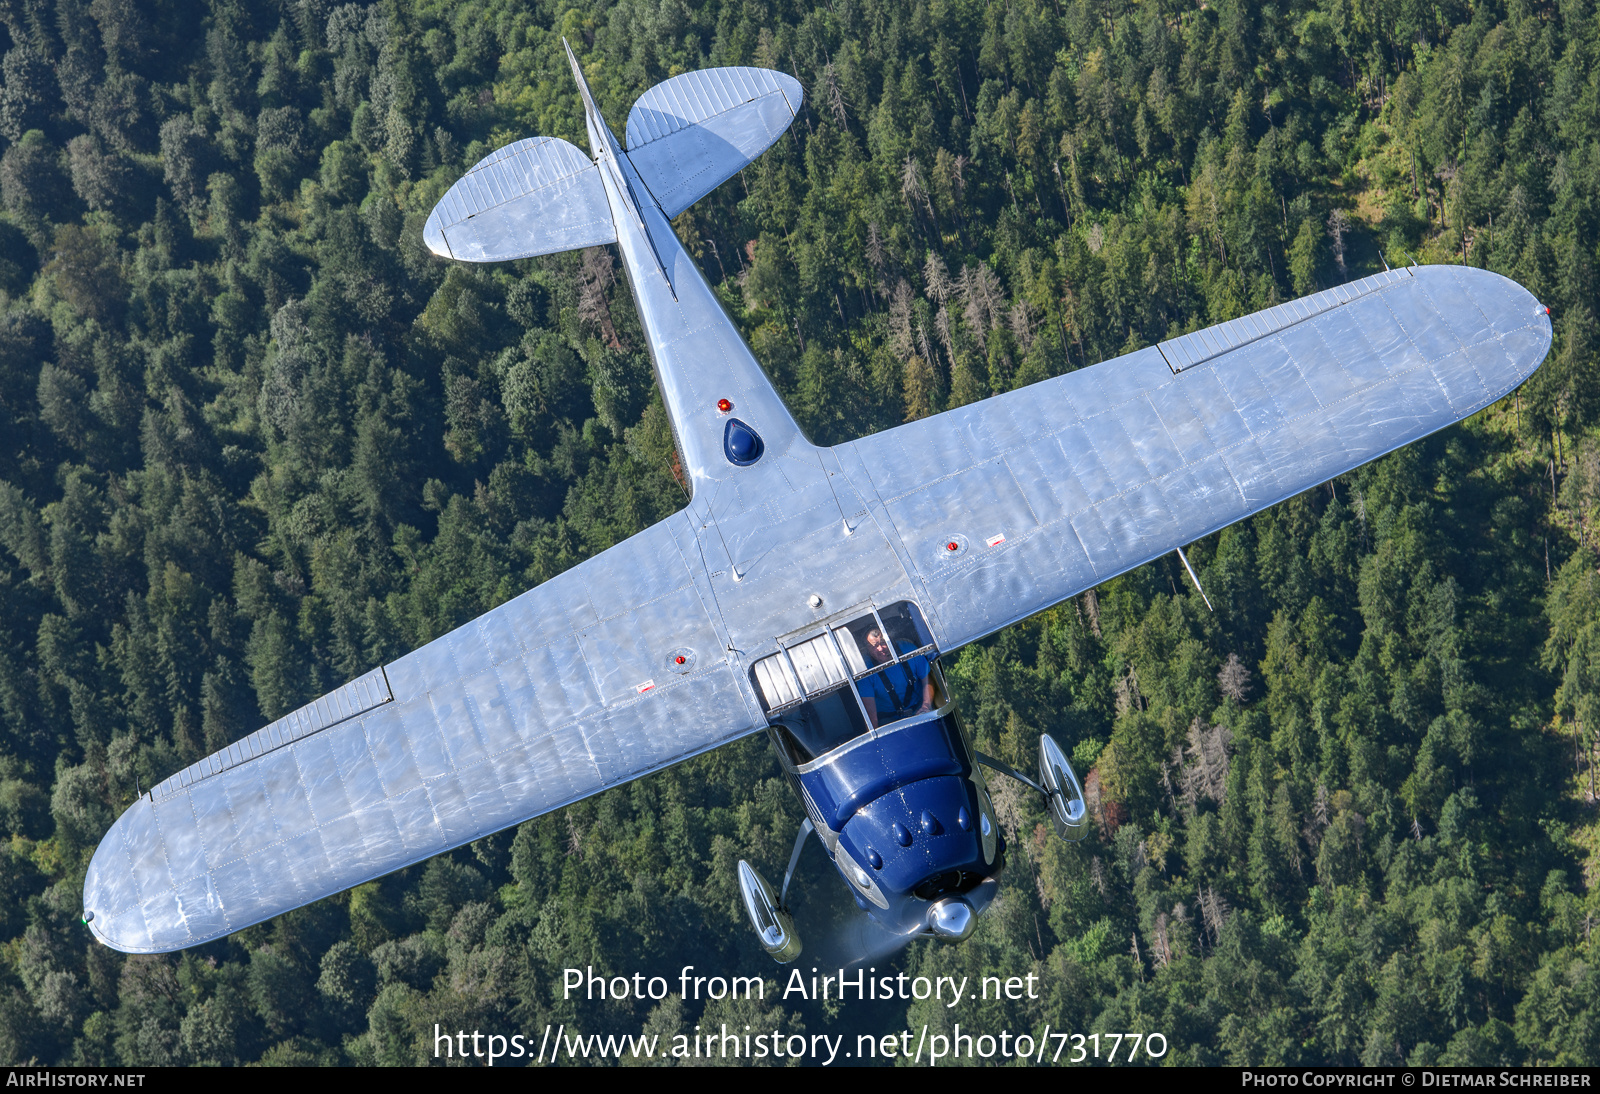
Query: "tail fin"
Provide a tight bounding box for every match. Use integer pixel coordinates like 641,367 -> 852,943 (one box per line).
624,67 -> 802,218
422,135 -> 616,263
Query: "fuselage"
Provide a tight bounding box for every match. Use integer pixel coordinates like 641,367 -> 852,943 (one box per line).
575,77 -> 1003,935
782,688 -> 1004,934
753,602 -> 1005,935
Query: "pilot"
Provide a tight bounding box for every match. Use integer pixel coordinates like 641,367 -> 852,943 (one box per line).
858,627 -> 933,728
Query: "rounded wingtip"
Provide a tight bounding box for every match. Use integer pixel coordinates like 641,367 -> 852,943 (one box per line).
81,836 -> 142,953
1436,265 -> 1554,389
81,799 -> 197,954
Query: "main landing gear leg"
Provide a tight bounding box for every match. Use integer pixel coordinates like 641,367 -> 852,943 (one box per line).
737,818 -> 813,964
975,734 -> 1090,842
779,818 -> 814,908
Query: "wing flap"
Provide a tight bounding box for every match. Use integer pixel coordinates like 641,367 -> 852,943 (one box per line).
845,266 -> 1551,651
625,67 -> 802,218
84,519 -> 759,954
423,136 -> 617,262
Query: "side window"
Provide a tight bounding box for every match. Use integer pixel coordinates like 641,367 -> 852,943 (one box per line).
877,601 -> 932,656
751,600 -> 937,727
835,617 -> 878,670
927,659 -> 949,709
833,602 -> 934,681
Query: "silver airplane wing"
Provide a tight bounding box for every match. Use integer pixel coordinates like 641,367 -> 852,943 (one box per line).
82,519 -> 759,953
835,265 -> 1551,651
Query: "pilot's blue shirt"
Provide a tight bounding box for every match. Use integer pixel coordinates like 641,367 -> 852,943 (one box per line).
857,643 -> 930,718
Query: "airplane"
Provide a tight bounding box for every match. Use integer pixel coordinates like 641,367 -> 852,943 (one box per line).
80,43 -> 1552,960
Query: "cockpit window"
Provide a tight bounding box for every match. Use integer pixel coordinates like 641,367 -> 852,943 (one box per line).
770,685 -> 870,766
831,602 -> 934,683
857,651 -> 934,728
752,601 -> 935,715
876,601 -> 933,660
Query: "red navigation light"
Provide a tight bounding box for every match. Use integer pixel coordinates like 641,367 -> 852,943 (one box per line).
717,398 -> 733,413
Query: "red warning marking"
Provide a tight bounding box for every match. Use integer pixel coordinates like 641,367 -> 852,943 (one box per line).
636,680 -> 655,694
985,533 -> 1006,547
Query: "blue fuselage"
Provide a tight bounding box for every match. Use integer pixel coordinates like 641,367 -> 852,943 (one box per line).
779,701 -> 1004,935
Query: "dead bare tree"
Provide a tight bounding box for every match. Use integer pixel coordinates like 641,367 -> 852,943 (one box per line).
1151,913 -> 1173,967
1218,653 -> 1252,703
866,221 -> 887,291
1200,886 -> 1231,945
577,246 -> 622,349
1327,208 -> 1350,280
1009,298 -> 1037,354
818,61 -> 848,128
902,154 -> 933,219
887,280 -> 915,359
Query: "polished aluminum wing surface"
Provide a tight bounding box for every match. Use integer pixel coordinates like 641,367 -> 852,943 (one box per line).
82,521 -> 758,953
422,136 -> 617,262
624,67 -> 802,218
835,264 -> 1551,651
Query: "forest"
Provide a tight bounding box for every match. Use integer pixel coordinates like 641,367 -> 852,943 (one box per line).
0,0 -> 1596,1066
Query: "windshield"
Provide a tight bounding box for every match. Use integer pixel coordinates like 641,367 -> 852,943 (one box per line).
769,685 -> 870,766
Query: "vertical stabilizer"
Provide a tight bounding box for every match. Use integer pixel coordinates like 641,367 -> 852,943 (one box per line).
563,40 -> 637,218
563,38 -> 674,294
562,40 -> 609,153
556,44 -> 813,502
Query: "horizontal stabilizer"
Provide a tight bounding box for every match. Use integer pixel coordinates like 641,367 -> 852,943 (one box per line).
424,136 -> 617,262
626,67 -> 802,218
